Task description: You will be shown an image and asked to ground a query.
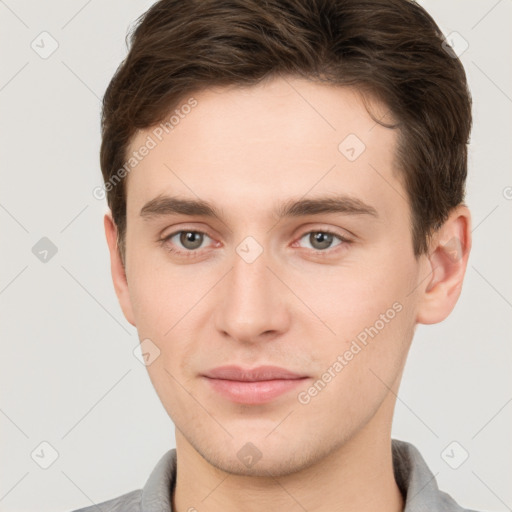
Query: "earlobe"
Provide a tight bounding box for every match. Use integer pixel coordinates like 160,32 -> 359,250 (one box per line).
415,205 -> 472,325
104,212 -> 136,327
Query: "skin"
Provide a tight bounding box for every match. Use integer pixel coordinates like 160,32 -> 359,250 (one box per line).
104,76 -> 471,512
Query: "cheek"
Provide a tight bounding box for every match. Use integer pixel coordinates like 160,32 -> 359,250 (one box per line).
126,253 -> 214,384
306,252 -> 417,389
126,249 -> 190,335
295,299 -> 414,434
307,260 -> 412,334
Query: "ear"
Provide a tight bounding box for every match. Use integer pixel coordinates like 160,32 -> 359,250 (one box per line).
416,205 -> 472,325
104,212 -> 136,327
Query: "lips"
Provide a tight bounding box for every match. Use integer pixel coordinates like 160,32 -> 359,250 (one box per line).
202,365 -> 306,381
202,365 -> 309,404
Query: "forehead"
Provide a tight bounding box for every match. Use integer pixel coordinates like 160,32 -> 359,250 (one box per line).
124,77 -> 404,222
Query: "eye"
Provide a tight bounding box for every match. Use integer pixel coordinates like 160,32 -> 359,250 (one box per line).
296,230 -> 348,251
162,230 -> 213,254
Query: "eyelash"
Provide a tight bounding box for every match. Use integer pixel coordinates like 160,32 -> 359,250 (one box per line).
159,228 -> 351,259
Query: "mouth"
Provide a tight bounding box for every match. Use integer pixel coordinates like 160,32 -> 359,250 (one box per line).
201,365 -> 310,404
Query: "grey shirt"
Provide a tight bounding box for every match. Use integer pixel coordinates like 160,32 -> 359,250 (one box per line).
71,440 -> 478,512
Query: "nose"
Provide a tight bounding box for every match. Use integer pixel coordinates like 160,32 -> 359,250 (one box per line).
214,244 -> 290,344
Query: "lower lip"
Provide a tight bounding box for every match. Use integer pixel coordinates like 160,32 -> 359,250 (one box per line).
203,377 -> 308,404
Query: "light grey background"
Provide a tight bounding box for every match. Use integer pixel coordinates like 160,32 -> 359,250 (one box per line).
0,1 -> 511,511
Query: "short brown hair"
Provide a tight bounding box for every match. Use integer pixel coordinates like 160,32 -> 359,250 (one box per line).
100,0 -> 472,262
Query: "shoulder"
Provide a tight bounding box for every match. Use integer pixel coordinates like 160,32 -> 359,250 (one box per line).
392,439 -> 483,512
69,488 -> 142,512
68,448 -> 177,512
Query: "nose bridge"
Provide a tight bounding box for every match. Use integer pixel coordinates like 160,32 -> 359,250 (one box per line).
214,238 -> 288,342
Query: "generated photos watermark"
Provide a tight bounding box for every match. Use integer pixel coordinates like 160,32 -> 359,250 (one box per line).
92,97 -> 198,200
297,301 -> 403,405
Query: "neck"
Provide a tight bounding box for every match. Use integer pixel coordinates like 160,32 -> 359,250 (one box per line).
172,397 -> 404,512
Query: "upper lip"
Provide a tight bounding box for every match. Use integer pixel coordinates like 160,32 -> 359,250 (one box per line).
202,365 -> 307,382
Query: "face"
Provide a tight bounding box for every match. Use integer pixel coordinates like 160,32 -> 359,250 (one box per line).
113,77 -> 431,476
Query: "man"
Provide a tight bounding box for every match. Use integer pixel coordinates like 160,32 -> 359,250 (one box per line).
74,0 -> 476,510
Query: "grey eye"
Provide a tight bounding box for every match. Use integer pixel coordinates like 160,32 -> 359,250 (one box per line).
299,231 -> 343,251
176,231 -> 206,250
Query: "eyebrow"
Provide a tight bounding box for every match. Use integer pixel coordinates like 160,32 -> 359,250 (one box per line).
140,194 -> 378,221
